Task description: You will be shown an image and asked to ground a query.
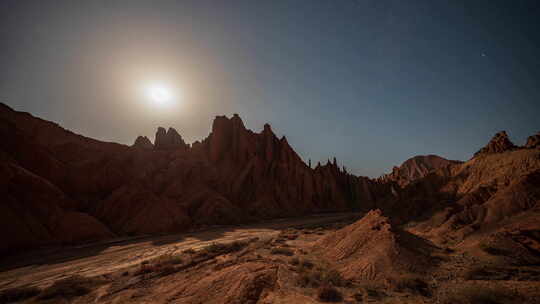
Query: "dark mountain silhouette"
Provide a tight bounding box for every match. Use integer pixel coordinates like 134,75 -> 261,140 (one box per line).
0,103 -> 390,255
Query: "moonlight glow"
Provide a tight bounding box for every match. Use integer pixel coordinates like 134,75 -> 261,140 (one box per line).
146,85 -> 173,106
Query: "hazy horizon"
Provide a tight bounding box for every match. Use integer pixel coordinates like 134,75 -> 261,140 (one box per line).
1,0 -> 539,177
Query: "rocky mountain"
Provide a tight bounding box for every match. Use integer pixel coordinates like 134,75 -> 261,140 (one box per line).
2,100 -> 539,268
2,104 -> 540,303
381,131 -> 540,247
0,103 -> 389,255
379,155 -> 462,187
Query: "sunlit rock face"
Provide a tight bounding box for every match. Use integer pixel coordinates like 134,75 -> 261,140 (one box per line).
474,131 -> 517,157
378,155 -> 462,187
0,103 -> 391,255
525,131 -> 540,149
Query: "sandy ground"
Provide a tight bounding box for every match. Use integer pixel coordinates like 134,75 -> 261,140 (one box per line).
0,213 -> 357,291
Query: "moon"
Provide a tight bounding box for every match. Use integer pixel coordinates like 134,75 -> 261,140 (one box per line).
147,85 -> 173,106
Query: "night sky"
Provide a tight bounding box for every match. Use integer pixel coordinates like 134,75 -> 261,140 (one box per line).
1,0 -> 539,177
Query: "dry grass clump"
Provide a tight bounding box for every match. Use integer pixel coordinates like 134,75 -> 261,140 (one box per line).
354,282 -> 385,302
322,269 -> 347,287
0,286 -> 41,302
479,242 -> 510,256
295,265 -> 349,289
182,248 -> 196,255
134,253 -> 185,276
462,265 -> 490,280
296,271 -> 323,288
38,275 -> 104,300
317,284 -> 343,302
300,259 -> 314,269
387,274 -> 430,296
200,240 -> 248,256
270,247 -> 294,256
438,284 -> 521,304
134,264 -> 156,276
154,253 -> 183,265
290,257 -> 314,269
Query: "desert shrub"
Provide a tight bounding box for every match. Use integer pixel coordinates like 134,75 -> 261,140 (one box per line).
183,248 -> 196,255
158,265 -> 178,276
122,271 -> 129,276
439,284 -> 519,304
201,241 -> 248,256
0,286 -> 41,302
290,257 -> 300,265
444,247 -> 455,253
270,247 -> 294,256
134,254 -> 185,277
354,282 -> 384,301
323,269 -> 348,287
389,274 -> 430,296
462,266 -> 489,280
301,259 -> 314,269
38,275 -> 103,300
296,271 -> 323,288
479,242 -> 509,256
295,266 -> 349,289
317,284 -> 343,302
134,264 -> 156,276
150,254 -> 183,267
353,291 -> 364,302
206,242 -> 224,253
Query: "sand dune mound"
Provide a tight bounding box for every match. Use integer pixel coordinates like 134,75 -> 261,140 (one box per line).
315,209 -> 436,281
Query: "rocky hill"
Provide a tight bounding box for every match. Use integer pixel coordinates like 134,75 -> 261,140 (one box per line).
315,209 -> 437,281
383,131 -> 540,248
379,155 -> 462,187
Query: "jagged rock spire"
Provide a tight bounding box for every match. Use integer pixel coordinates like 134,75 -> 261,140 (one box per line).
525,131 -> 540,149
474,131 -> 516,157
154,127 -> 188,150
132,136 -> 153,149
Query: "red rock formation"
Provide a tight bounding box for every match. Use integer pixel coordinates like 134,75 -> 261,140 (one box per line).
0,103 -> 389,255
525,131 -> 540,149
388,147 -> 540,245
474,131 -> 517,157
379,155 -> 462,187
132,136 -> 153,149
154,127 -> 188,150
